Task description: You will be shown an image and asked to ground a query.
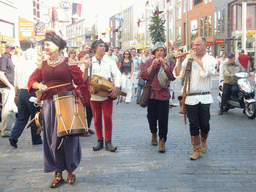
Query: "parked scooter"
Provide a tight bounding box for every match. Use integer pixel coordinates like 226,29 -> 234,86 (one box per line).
217,72 -> 256,119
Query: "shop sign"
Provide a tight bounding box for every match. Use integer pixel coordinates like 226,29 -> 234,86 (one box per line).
206,42 -> 212,46
2,36 -> 15,42
135,43 -> 145,49
59,0 -> 72,10
215,39 -> 224,44
35,22 -> 46,37
18,17 -> 35,41
246,30 -> 256,36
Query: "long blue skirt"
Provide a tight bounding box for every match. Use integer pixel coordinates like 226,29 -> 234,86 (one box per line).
42,98 -> 82,173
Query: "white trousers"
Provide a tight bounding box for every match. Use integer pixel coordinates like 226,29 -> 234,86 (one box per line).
121,74 -> 132,103
0,88 -> 16,136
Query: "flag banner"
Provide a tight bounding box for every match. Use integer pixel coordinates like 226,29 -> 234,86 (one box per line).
120,4 -> 123,12
72,3 -> 82,17
105,28 -> 111,33
115,17 -> 124,22
154,11 -> 163,16
52,7 -> 58,21
137,19 -> 142,27
72,3 -> 77,15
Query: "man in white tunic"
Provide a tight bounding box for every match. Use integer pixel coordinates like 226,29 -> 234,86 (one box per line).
90,40 -> 121,152
174,37 -> 217,160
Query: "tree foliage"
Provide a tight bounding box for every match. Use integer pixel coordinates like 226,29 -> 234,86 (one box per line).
148,6 -> 166,45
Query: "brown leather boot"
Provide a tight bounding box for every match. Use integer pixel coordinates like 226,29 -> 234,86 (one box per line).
190,136 -> 201,160
201,132 -> 208,153
151,133 -> 158,146
158,138 -> 165,153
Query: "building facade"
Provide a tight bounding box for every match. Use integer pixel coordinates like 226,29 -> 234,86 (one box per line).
227,0 -> 256,65
182,0 -> 214,55
0,0 -> 18,54
66,19 -> 97,49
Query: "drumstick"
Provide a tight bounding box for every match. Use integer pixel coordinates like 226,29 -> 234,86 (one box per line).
48,83 -> 71,90
68,61 -> 85,65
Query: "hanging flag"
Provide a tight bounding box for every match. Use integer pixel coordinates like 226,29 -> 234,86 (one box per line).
167,0 -> 170,3
94,35 -> 98,40
71,18 -> 78,23
113,29 -> 117,34
52,7 -> 58,21
115,17 -> 124,22
72,3 -> 82,17
120,4 -> 123,12
145,1 -> 149,6
154,10 -> 163,16
105,28 -> 111,34
137,19 -> 142,27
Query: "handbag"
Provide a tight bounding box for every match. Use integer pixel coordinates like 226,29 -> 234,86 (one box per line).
139,85 -> 151,108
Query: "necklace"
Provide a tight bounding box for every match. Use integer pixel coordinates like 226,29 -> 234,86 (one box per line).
48,55 -> 63,65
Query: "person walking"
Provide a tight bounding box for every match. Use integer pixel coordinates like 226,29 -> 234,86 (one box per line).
140,42 -> 175,153
217,52 -> 228,83
28,30 -> 90,187
174,37 -> 217,160
131,48 -> 141,97
119,50 -> 133,104
0,42 -> 17,137
238,50 -> 251,72
9,48 -> 42,148
90,39 -> 121,152
136,49 -> 150,104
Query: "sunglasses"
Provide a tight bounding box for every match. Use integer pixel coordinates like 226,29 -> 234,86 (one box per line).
71,52 -> 76,54
124,53 -> 129,55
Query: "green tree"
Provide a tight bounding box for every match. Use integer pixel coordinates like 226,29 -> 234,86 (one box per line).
149,6 -> 166,45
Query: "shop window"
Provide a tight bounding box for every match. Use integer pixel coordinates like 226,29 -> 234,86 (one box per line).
221,9 -> 225,33
232,4 -> 242,31
195,0 -> 202,6
209,15 -> 212,36
204,16 -> 207,37
191,19 -> 198,43
247,5 -> 256,30
214,12 -> 217,35
200,17 -> 203,37
217,11 -> 221,33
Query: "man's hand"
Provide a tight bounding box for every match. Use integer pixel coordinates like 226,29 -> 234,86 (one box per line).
189,50 -> 197,60
109,86 -> 119,98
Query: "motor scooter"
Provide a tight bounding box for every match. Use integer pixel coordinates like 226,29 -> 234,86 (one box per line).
217,72 -> 256,119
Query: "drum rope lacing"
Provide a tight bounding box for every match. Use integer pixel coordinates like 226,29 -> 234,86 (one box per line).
55,95 -> 88,149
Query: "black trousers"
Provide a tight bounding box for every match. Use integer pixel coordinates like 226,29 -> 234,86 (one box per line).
147,99 -> 169,142
10,90 -> 41,143
185,103 -> 210,136
86,105 -> 93,128
220,83 -> 237,110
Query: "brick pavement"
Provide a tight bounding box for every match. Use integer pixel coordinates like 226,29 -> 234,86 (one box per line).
0,79 -> 255,192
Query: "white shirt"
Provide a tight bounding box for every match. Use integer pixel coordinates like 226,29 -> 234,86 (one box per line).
90,55 -> 121,101
14,60 -> 38,89
174,53 -> 217,105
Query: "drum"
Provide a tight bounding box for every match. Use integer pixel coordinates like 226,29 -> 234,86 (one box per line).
53,91 -> 88,137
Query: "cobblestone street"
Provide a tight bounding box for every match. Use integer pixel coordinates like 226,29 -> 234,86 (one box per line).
0,79 -> 255,192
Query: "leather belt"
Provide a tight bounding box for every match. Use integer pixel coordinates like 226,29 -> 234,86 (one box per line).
187,91 -> 210,96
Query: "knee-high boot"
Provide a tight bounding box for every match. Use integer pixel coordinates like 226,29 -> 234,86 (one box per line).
190,135 -> 201,160
201,132 -> 208,153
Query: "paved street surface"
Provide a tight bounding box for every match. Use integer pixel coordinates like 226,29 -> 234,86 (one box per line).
0,77 -> 255,192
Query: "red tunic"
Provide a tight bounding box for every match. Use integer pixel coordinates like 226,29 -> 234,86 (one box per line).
28,57 -> 89,100
140,58 -> 175,101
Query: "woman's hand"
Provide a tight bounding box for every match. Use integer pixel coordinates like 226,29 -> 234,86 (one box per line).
39,84 -> 48,92
128,74 -> 132,79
